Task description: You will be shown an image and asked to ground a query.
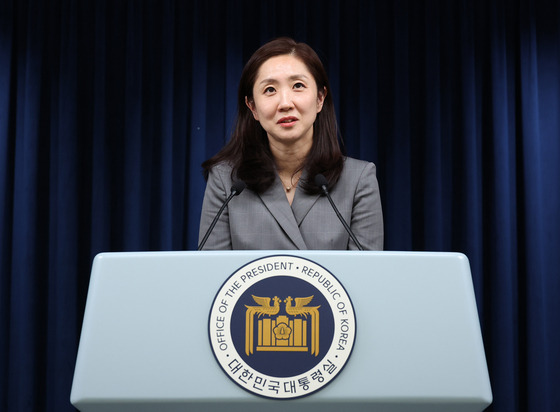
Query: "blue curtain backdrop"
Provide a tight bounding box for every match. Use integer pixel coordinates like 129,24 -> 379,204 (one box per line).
1,0 -> 559,411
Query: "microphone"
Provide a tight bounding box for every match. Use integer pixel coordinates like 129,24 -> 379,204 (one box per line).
197,181 -> 246,250
315,174 -> 364,251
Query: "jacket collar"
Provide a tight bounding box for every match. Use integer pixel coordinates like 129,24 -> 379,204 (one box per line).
258,171 -> 320,250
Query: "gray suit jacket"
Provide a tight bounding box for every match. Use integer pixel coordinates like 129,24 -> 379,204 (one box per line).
198,157 -> 383,250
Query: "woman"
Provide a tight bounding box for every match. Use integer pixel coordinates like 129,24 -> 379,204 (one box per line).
199,38 -> 383,250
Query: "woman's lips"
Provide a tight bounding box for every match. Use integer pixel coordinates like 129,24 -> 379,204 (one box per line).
277,117 -> 298,127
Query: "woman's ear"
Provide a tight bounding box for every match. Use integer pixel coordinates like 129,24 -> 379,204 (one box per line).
317,86 -> 327,113
245,96 -> 259,120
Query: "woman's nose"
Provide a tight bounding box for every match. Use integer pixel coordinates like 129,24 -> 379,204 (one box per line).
278,90 -> 294,110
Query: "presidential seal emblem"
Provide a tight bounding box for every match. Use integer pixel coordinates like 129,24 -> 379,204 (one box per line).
208,255 -> 356,399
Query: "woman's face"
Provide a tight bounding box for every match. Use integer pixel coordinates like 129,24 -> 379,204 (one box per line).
246,54 -> 325,151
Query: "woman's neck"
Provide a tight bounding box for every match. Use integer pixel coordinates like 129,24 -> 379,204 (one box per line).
269,138 -> 311,177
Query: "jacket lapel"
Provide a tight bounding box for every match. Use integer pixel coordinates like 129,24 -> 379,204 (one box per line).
291,187 -> 321,227
258,176 -> 309,250
291,169 -> 321,226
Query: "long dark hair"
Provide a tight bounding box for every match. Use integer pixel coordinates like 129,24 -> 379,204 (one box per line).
202,37 -> 344,194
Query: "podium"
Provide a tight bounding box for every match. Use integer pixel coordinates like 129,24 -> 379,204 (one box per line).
71,251 -> 492,411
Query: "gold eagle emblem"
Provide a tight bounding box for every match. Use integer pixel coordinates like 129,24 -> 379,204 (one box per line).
244,295 -> 321,356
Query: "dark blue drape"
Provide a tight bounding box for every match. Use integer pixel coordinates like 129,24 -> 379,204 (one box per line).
1,0 -> 559,411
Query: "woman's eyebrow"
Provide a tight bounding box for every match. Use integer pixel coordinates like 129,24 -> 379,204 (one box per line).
258,74 -> 310,86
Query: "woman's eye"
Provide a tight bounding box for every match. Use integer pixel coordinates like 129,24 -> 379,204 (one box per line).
264,86 -> 276,94
293,82 -> 305,89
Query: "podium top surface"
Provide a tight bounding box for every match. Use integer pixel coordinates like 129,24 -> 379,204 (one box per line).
71,251 -> 492,412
